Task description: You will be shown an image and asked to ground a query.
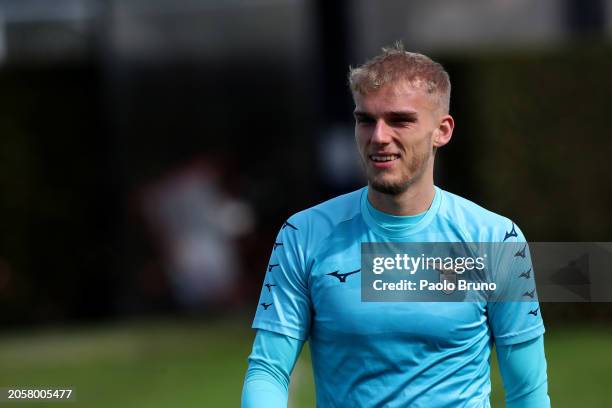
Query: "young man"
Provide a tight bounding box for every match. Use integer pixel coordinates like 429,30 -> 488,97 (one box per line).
242,44 -> 550,407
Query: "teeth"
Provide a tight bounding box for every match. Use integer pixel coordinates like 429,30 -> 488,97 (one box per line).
371,155 -> 397,162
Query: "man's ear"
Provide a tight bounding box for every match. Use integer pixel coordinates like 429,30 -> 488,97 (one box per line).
433,115 -> 454,148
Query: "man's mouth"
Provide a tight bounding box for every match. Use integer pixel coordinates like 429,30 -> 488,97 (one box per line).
369,154 -> 400,162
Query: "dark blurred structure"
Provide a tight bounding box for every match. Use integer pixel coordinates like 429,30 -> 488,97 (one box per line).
0,0 -> 611,326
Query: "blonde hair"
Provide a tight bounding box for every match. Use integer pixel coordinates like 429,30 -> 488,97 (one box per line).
348,42 -> 451,113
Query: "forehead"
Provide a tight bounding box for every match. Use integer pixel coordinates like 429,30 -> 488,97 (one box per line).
353,81 -> 438,114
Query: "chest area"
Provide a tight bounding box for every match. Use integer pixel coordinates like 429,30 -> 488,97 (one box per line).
308,241 -> 488,345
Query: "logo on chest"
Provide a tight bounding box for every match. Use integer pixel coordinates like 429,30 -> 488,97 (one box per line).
327,269 -> 361,283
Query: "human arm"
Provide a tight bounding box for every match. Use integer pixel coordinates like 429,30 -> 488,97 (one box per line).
496,335 -> 550,407
241,329 -> 304,408
245,214 -> 312,407
488,222 -> 549,406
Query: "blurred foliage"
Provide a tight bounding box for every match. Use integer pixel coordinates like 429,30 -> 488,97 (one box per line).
461,47 -> 612,321
0,64 -> 119,324
0,47 -> 611,323
469,47 -> 612,241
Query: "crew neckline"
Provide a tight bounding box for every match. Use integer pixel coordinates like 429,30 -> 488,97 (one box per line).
360,186 -> 442,239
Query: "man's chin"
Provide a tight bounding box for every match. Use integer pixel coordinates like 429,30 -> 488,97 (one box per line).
369,178 -> 413,195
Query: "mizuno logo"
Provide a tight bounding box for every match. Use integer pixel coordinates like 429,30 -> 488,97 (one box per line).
522,288 -> 536,298
282,221 -> 298,230
273,242 -> 283,250
327,269 -> 360,283
528,307 -> 539,316
519,268 -> 532,279
504,223 -> 518,241
260,302 -> 273,310
264,283 -> 277,292
268,264 -> 279,272
515,244 -> 527,258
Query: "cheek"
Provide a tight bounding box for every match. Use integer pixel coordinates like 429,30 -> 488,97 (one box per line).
403,134 -> 433,169
355,132 -> 370,151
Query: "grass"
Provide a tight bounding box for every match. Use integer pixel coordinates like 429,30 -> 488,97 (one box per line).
0,318 -> 610,407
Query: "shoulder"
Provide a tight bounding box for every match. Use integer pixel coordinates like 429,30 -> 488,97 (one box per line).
438,188 -> 523,242
285,187 -> 364,236
274,188 -> 365,270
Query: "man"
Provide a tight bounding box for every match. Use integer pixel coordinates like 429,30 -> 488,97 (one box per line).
242,44 -> 550,407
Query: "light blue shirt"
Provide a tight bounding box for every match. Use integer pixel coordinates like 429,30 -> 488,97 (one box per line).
251,186 -> 546,407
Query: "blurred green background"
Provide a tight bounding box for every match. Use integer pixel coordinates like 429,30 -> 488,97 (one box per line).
1,319 -> 611,407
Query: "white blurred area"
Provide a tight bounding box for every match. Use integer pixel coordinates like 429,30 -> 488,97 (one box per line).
142,160 -> 255,308
352,0 -> 565,57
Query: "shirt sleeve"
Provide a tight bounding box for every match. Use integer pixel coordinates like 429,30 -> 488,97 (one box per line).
252,218 -> 312,341
496,335 -> 551,408
487,222 -> 545,346
242,329 -> 305,408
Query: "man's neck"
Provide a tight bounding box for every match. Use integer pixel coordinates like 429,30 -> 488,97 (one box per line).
367,177 -> 435,216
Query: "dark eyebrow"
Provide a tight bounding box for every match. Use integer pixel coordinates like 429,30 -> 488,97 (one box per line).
386,111 -> 418,120
353,110 -> 418,120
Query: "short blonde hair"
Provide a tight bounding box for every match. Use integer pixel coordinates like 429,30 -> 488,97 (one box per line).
348,42 -> 451,113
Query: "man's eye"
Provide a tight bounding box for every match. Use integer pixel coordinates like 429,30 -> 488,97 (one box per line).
390,119 -> 414,126
356,117 -> 374,124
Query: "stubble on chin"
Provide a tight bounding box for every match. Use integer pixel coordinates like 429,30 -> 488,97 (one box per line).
369,176 -> 414,195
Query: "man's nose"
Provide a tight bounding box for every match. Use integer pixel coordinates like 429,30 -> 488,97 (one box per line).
371,120 -> 391,144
